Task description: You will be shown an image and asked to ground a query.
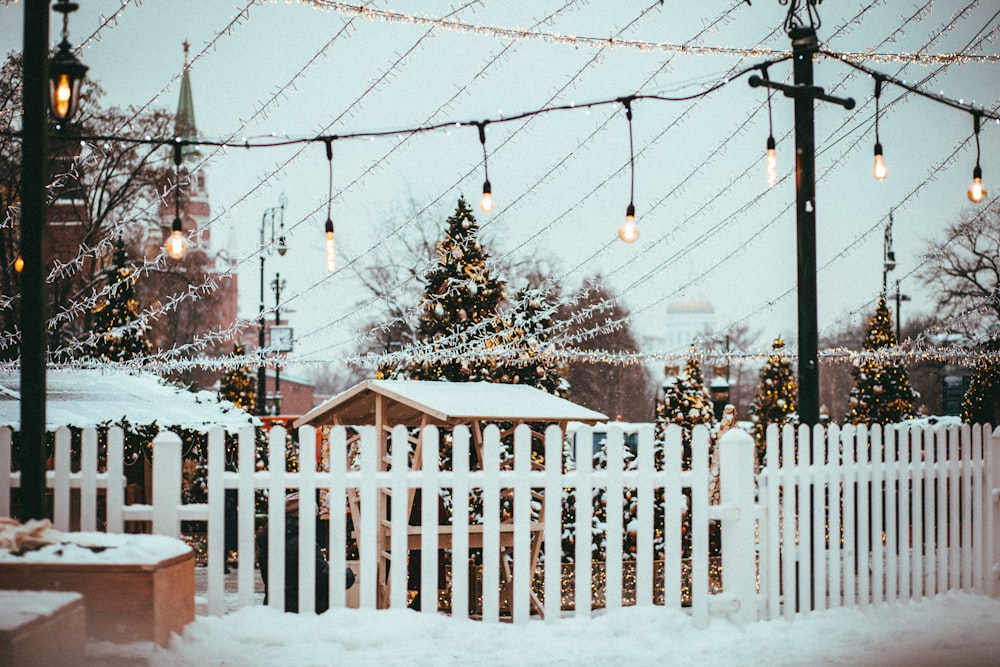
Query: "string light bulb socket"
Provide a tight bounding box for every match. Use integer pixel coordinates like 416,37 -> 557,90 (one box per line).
323,138 -> 338,271
872,76 -> 887,181
477,122 -> 494,213
873,142 -> 887,181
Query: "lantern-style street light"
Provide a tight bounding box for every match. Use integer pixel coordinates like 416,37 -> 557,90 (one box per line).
48,0 -> 87,126
257,196 -> 287,415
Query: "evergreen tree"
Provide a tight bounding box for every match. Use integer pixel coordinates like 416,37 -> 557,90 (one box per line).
493,287 -> 568,396
961,354 -> 1000,424
399,197 -> 507,381
749,336 -> 798,466
655,350 -> 716,467
218,342 -> 257,414
87,238 -> 152,362
846,296 -> 915,424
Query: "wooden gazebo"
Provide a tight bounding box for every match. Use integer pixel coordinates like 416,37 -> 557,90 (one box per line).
294,379 -> 606,612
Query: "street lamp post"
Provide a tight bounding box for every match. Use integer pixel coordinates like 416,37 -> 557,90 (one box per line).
257,197 -> 287,416
271,274 -> 287,415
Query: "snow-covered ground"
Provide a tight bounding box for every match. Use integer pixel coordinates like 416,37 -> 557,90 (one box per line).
85,593 -> 1000,666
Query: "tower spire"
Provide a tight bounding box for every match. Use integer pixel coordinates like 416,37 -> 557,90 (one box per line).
175,40 -> 198,150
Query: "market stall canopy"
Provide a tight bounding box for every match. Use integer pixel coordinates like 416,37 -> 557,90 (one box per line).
0,369 -> 258,430
294,379 -> 606,429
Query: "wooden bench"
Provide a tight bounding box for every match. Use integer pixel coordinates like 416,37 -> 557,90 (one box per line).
0,590 -> 86,667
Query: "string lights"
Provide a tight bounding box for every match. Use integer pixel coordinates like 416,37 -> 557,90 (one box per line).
323,139 -> 337,272
872,75 -> 887,181
763,66 -> 778,188
477,122 -> 493,213
618,98 -> 639,243
165,142 -> 190,260
967,112 -> 987,203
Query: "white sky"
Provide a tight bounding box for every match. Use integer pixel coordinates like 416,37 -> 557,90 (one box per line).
86,592 -> 1000,666
2,1 -> 999,369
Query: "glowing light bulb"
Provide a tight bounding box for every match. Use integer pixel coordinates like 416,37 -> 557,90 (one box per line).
54,74 -> 72,119
618,204 -> 639,243
14,256 -> 23,273
165,217 -> 189,260
968,166 -> 987,203
873,143 -> 887,181
765,136 -> 777,188
480,180 -> 493,213
325,218 -> 336,271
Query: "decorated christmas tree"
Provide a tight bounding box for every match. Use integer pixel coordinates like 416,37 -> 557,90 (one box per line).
846,296 -> 915,424
961,355 -> 1000,424
399,197 -> 507,382
655,350 -> 716,467
749,336 -> 798,466
492,287 -> 568,396
218,342 -> 257,414
87,238 -> 152,362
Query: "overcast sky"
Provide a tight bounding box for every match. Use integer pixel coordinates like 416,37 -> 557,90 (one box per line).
3,0 -> 998,371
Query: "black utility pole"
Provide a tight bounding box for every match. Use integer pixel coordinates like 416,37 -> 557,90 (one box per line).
271,273 -> 284,416
257,252 -> 266,415
791,26 -> 820,427
20,1 -> 50,520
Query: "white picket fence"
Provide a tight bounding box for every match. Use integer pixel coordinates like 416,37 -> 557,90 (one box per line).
2,421 -> 998,624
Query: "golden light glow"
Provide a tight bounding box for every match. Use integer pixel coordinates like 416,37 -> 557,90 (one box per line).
325,229 -> 337,272
967,175 -> 987,203
165,230 -> 189,260
618,204 -> 638,243
873,152 -> 887,181
766,147 -> 778,188
54,73 -> 72,119
480,181 -> 493,213
14,256 -> 23,273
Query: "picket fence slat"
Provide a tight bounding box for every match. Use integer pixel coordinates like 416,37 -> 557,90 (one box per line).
971,425 -> 984,594
482,424 -> 501,623
543,425 -> 563,621
604,427 -> 624,614
898,426 -> 911,604
207,427 -> 225,616
237,425 -> 256,609
451,425 -> 471,619
636,423 -> 656,607
884,425 -> 898,604
574,424 -> 592,619
828,423 -> 843,609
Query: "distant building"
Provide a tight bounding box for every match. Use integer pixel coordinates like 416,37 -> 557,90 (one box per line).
641,290 -> 718,381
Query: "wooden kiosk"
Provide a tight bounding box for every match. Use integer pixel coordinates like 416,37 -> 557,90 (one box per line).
294,380 -> 606,614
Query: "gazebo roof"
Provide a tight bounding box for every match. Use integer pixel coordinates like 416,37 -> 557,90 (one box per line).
294,380 -> 606,428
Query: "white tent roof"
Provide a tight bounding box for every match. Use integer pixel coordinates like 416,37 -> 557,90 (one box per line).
0,369 -> 258,430
294,379 -> 606,428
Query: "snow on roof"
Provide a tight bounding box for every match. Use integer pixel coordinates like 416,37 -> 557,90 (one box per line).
0,369 -> 258,431
294,379 -> 607,428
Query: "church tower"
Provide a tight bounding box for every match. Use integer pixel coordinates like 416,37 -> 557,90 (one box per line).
156,41 -> 211,248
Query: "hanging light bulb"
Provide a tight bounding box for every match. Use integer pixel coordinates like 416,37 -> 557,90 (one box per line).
618,203 -> 639,243
325,218 -> 336,271
968,165 -> 987,203
766,136 -> 778,188
166,216 -> 189,260
967,113 -> 987,203
873,143 -> 887,181
480,179 -> 493,213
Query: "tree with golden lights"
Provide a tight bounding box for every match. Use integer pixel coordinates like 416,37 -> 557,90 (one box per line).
961,346 -> 1000,424
846,296 -> 915,424
218,342 -> 257,414
749,337 -> 798,466
85,238 -> 152,363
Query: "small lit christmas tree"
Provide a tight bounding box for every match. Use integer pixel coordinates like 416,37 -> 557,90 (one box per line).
655,350 -> 716,467
492,287 -> 568,396
749,336 -> 798,466
87,238 -> 152,362
961,355 -> 1000,424
218,342 -> 257,414
846,296 -> 915,424
398,197 -> 507,381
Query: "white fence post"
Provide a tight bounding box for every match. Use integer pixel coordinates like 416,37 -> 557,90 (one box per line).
989,425 -> 1000,598
152,430 -> 182,538
719,427 -> 757,624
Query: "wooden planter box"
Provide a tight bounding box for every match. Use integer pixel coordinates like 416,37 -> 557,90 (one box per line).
0,543 -> 194,646
0,590 -> 86,666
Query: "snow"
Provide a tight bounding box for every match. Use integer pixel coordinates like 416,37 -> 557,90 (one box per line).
0,368 -> 258,430
0,532 -> 191,564
0,590 -> 82,630
82,593 -> 1000,666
